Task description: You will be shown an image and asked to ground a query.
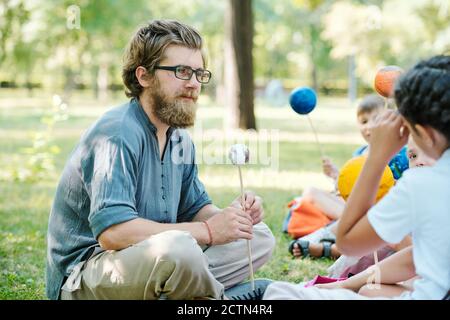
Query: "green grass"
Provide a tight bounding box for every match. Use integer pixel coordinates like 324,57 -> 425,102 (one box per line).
0,89 -> 365,299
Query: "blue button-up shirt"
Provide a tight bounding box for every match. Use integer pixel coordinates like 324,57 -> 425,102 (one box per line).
46,98 -> 211,300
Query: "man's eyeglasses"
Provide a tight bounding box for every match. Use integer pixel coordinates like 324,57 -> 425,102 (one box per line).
154,65 -> 212,84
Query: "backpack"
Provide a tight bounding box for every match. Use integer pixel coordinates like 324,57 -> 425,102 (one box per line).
286,197 -> 331,239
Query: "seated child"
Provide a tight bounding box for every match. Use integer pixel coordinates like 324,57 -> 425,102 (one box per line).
327,134 -> 433,278
288,95 -> 408,259
267,55 -> 450,300
307,94 -> 387,219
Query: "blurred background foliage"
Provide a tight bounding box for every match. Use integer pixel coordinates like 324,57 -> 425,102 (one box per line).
1,0 -> 449,100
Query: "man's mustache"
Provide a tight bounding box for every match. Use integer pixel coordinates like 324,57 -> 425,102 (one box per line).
178,92 -> 198,99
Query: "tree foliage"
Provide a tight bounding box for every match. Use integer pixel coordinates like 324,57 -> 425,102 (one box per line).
0,0 -> 448,93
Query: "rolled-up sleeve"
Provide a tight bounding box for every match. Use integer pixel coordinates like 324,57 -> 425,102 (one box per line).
82,136 -> 139,239
177,142 -> 212,222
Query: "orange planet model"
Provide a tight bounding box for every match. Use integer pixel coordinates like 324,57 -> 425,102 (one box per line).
374,66 -> 403,98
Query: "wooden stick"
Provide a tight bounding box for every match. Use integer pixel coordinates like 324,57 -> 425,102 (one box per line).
307,115 -> 325,159
238,165 -> 255,291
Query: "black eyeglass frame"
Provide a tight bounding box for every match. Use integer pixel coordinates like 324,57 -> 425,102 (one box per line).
154,65 -> 212,84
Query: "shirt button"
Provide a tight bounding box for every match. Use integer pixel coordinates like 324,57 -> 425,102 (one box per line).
161,162 -> 164,165
162,195 -> 166,200
161,174 -> 164,178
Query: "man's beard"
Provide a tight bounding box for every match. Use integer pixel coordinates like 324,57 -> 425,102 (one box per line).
150,80 -> 198,128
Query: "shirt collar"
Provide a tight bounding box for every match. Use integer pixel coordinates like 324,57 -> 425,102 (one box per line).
439,148 -> 450,161
132,98 -> 175,139
431,147 -> 450,170
131,98 -> 157,133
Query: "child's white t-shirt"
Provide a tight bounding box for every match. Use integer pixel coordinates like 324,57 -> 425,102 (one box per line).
368,149 -> 450,300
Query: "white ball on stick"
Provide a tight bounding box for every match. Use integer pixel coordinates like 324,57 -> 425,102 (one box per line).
228,144 -> 250,166
228,144 -> 254,291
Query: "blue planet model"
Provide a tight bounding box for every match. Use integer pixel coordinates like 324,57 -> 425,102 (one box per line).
289,87 -> 317,115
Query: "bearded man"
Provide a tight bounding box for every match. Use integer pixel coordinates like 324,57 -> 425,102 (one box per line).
46,20 -> 275,300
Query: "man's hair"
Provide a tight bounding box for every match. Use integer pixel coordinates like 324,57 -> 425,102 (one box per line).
122,20 -> 205,98
357,94 -> 384,115
395,55 -> 450,143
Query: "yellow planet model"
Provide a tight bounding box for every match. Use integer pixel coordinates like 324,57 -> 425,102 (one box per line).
338,155 -> 395,202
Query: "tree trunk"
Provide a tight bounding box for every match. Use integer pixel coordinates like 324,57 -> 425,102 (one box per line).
309,26 -> 319,92
348,53 -> 357,104
92,65 -> 99,99
63,67 -> 76,103
224,0 -> 256,130
311,61 -> 318,92
26,73 -> 33,97
97,62 -> 109,102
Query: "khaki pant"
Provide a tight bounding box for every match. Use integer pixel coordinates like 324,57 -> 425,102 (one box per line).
61,222 -> 275,300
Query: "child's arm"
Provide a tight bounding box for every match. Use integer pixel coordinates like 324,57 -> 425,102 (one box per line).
317,246 -> 416,292
336,110 -> 409,257
389,235 -> 412,252
302,187 -> 345,220
322,157 -> 339,181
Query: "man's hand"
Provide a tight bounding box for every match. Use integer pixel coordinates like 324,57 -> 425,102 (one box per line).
206,207 -> 253,244
368,109 -> 409,163
230,191 -> 264,225
322,157 -> 339,180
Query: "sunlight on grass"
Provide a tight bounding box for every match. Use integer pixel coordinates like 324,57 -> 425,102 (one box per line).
0,90 -> 363,299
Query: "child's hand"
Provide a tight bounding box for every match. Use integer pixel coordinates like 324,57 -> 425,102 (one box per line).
368,109 -> 409,164
315,281 -> 356,292
322,157 -> 339,180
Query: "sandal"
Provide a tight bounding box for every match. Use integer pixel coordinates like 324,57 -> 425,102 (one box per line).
319,239 -> 341,260
321,240 -> 333,259
288,239 -> 310,258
